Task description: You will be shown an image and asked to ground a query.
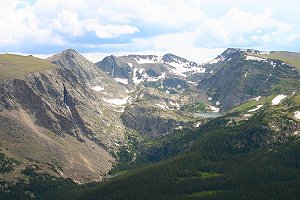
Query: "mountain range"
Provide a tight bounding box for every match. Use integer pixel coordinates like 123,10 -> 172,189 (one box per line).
0,48 -> 299,199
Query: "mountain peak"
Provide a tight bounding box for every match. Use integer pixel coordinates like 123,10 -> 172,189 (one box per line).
207,48 -> 270,64
62,48 -> 78,54
162,53 -> 188,63
47,49 -> 83,62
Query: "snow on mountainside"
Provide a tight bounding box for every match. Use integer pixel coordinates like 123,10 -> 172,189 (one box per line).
202,48 -> 300,110
96,53 -> 206,94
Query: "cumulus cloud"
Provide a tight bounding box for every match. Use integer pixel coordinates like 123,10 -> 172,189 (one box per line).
0,0 -> 299,62
0,0 -> 65,45
0,0 -> 139,46
194,7 -> 292,47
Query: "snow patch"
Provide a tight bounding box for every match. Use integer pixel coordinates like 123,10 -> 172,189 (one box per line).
294,111 -> 300,120
248,105 -> 263,112
167,61 -> 205,77
244,114 -> 252,118
260,51 -> 271,55
132,68 -> 144,85
138,68 -> 144,74
135,57 -> 157,64
246,55 -> 266,62
272,94 -> 287,105
209,105 -> 220,112
208,97 -> 213,101
125,88 -> 135,94
175,126 -> 183,130
92,86 -> 104,91
103,97 -> 129,106
169,101 -> 180,110
156,103 -> 168,110
244,74 -> 248,78
187,81 -> 198,86
114,77 -> 128,85
216,101 -> 221,106
253,96 -> 261,101
208,58 -> 221,64
144,72 -> 165,82
114,107 -> 125,113
195,122 -> 201,128
270,61 -> 276,69
127,62 -> 133,68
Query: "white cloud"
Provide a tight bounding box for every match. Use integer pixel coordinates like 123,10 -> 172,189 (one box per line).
194,7 -> 292,47
80,31 -> 224,63
0,0 -> 300,60
0,0 -> 140,46
0,0 -> 65,45
51,10 -> 84,36
286,34 -> 300,43
85,21 -> 139,38
128,32 -> 224,63
49,10 -> 139,38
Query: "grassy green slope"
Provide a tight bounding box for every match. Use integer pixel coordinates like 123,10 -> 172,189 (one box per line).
247,51 -> 300,71
0,54 -> 56,80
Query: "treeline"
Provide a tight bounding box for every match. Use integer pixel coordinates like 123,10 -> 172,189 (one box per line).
2,107 -> 300,199
78,111 -> 300,200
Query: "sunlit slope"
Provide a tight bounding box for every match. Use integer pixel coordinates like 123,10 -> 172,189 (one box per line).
247,51 -> 300,71
0,54 -> 56,80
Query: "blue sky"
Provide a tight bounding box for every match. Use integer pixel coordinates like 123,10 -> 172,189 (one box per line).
1,0 -> 300,63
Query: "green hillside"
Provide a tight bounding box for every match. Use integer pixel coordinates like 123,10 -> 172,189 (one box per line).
76,96 -> 300,200
0,54 -> 56,80
247,51 -> 300,71
1,94 -> 299,200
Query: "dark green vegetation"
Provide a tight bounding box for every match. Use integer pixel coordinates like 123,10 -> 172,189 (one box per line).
0,54 -> 56,80
75,94 -> 300,200
1,100 -> 296,200
0,150 -> 20,174
77,107 -> 300,200
181,101 -> 206,112
0,166 -> 93,200
1,94 -> 299,200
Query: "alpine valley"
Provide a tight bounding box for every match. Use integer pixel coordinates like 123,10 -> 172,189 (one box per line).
0,48 -> 299,200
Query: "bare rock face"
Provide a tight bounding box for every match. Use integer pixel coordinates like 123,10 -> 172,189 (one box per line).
121,106 -> 190,137
96,53 -> 205,93
201,48 -> 300,111
0,50 -> 128,183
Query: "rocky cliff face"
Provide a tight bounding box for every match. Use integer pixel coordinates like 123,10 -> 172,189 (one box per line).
201,48 -> 300,110
96,53 -> 205,94
0,49 -> 129,183
120,87 -> 204,137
